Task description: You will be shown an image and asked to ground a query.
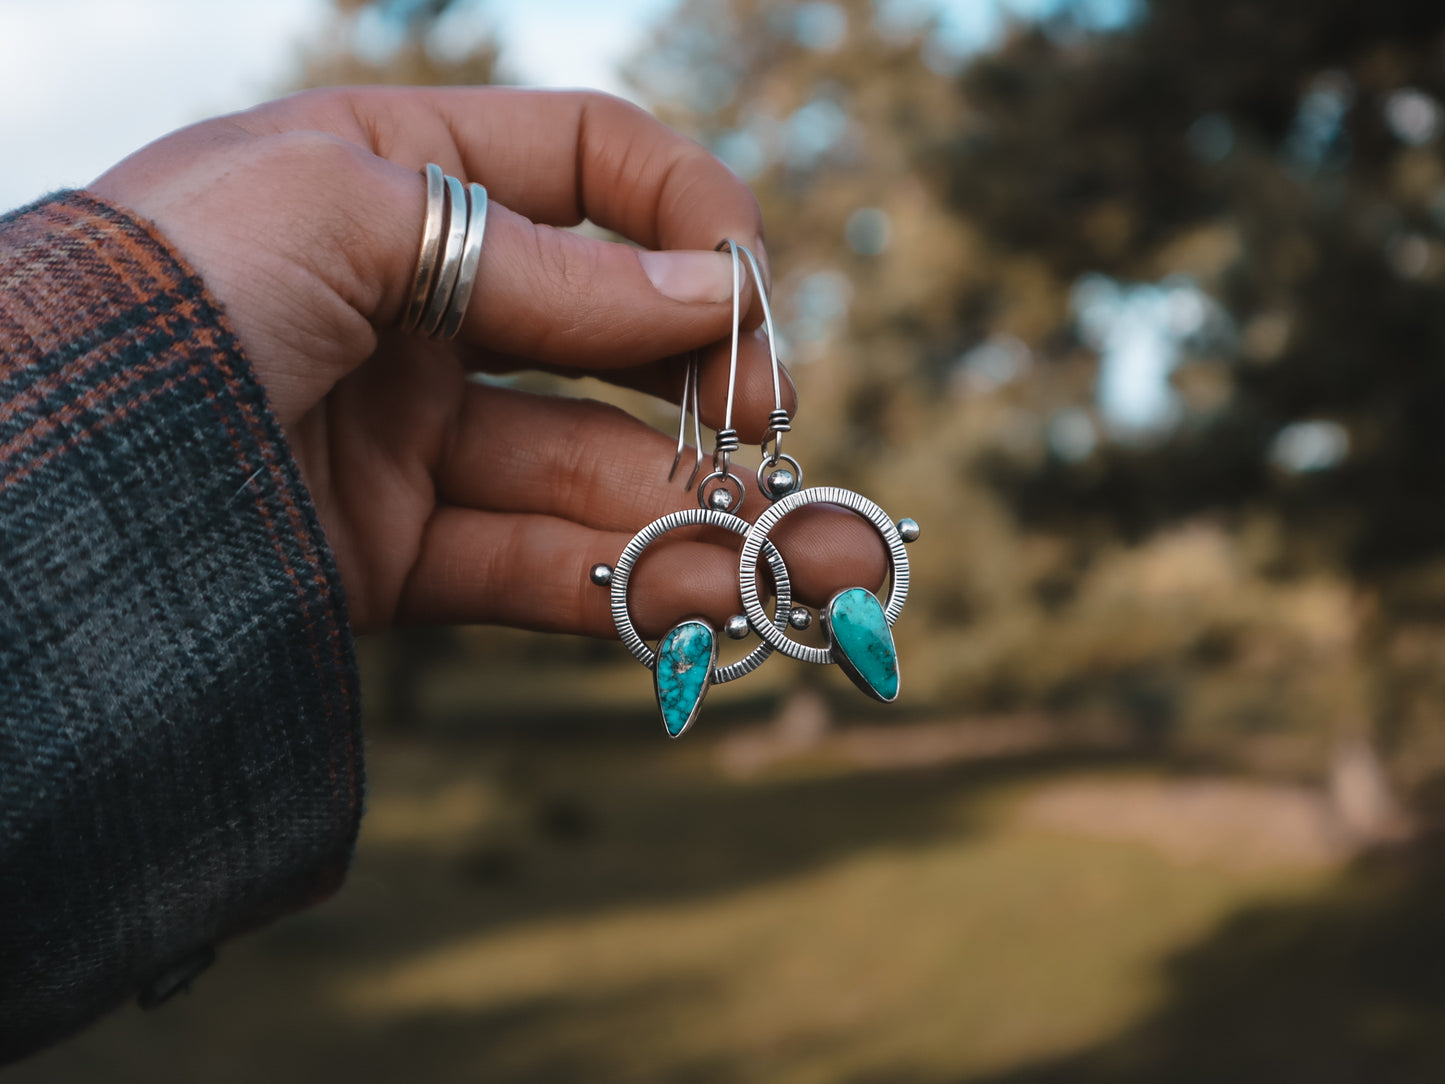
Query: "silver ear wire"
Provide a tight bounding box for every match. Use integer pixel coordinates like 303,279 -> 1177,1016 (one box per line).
735,243 -> 799,496
714,238 -> 743,462
668,350 -> 704,491
735,244 -> 786,444
694,240 -> 747,513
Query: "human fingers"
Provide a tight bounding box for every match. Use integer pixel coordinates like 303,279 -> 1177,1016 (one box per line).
397,507 -> 754,637
253,87 -> 770,274
88,128 -> 758,437
239,87 -> 771,366
89,89 -> 776,429
464,327 -> 798,442
435,384 -> 887,605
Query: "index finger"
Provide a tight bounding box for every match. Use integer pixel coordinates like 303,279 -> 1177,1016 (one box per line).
249,87 -> 774,378
258,86 -> 771,284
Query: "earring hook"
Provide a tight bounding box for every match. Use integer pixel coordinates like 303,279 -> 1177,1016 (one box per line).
687,240 -> 747,514
734,244 -> 799,498
709,239 -> 743,476
668,350 -> 704,490
735,244 -> 787,446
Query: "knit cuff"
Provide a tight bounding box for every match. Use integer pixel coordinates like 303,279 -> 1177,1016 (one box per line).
0,191 -> 363,1061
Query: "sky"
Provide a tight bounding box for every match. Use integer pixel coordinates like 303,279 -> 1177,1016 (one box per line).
0,0 -> 674,213
0,0 -> 1174,437
0,0 -> 1134,213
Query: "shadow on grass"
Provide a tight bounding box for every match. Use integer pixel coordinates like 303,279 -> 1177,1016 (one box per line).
34,741 -> 1445,1082
305,741 -> 1125,970
959,838 -> 1445,1084
9,741 -> 1121,1083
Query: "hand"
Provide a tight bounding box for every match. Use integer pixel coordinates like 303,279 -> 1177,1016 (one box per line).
91,87 -> 884,635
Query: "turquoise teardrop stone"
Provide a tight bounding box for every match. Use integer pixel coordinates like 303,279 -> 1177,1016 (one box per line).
825,588 -> 899,702
654,620 -> 716,737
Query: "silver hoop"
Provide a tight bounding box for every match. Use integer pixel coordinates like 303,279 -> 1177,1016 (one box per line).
610,508 -> 791,683
737,486 -> 910,665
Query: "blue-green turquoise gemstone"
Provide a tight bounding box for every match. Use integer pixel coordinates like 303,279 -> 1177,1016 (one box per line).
825,588 -> 899,702
654,620 -> 716,737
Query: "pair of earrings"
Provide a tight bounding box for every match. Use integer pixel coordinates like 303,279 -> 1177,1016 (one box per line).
589,241 -> 920,737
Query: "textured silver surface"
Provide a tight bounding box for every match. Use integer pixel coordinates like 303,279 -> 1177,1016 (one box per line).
610,508 -> 791,684
738,486 -> 910,665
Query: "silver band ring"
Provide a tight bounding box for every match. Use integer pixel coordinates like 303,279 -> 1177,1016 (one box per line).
610,508 -> 791,684
737,485 -> 910,665
439,183 -> 488,341
401,163 -> 445,333
420,174 -> 468,337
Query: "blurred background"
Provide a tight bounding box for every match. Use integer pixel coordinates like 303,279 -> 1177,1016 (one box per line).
13,0 -> 1445,1079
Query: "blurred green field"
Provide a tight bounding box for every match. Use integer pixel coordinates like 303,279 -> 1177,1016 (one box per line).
16,713 -> 1445,1083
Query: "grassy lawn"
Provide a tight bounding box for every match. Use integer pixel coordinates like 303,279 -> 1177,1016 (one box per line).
13,726 -> 1444,1083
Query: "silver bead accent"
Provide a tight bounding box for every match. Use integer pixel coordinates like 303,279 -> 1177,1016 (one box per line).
708,488 -> 734,511
589,563 -> 614,587
898,517 -> 921,543
724,614 -> 751,640
788,606 -> 813,630
765,468 -> 796,498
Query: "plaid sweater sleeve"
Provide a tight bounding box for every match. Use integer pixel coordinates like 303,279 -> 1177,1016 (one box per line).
0,192 -> 364,1061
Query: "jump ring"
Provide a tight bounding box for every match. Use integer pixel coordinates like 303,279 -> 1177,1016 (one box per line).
761,430 -> 784,464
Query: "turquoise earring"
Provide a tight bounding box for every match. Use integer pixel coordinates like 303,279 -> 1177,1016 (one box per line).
591,240 -> 919,734
726,242 -> 919,703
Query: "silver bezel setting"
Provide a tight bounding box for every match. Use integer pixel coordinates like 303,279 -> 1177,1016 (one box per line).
653,618 -> 720,739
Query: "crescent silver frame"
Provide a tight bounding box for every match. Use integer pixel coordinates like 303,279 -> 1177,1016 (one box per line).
737,486 -> 909,665
610,507 -> 792,684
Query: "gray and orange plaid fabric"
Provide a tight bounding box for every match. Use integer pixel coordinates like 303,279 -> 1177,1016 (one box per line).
0,192 -> 363,1061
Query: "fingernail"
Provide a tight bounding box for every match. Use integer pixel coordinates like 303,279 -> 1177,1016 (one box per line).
639,250 -> 733,304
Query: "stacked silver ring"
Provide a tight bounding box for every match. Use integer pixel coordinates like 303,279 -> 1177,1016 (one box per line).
402,162 -> 489,340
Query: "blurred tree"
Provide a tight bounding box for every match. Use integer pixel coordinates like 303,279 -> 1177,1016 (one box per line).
932,0 -> 1445,805
628,0 -> 1445,804
287,0 -> 1445,800
297,0 -> 500,89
